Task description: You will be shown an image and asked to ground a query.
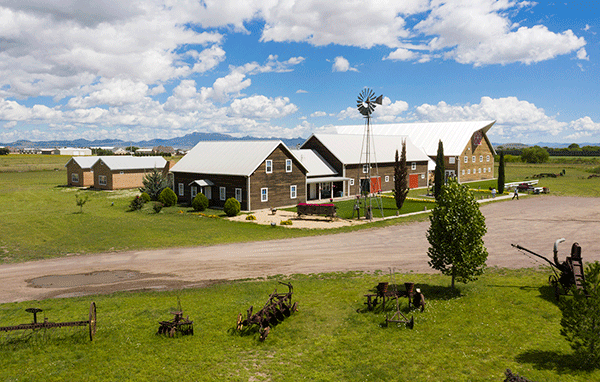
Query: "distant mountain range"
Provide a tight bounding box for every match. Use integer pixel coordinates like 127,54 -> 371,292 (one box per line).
1,132 -> 306,150
493,142 -> 600,149
3,132 -> 598,150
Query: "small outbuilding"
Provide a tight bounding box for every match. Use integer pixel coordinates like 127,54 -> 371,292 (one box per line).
91,156 -> 169,190
65,156 -> 103,187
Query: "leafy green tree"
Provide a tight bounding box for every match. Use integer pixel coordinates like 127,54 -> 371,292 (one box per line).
192,193 -> 209,211
0,147 -> 10,155
497,151 -> 505,194
434,140 -> 445,200
427,179 -> 488,288
393,141 -> 409,210
223,197 -> 241,217
568,143 -> 581,151
158,187 -> 177,207
560,261 -> 600,368
140,168 -> 169,201
521,146 -> 549,163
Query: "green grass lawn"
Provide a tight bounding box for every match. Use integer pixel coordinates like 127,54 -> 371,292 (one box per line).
2,156 -> 600,263
0,269 -> 595,381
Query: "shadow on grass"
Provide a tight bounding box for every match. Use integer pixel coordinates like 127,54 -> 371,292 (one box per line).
515,349 -> 599,373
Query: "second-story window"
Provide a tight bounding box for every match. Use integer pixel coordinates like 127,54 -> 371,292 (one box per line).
266,160 -> 273,173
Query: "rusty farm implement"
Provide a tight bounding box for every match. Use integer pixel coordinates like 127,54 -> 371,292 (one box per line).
236,282 -> 298,341
512,238 -> 586,300
0,302 -> 97,341
157,298 -> 194,337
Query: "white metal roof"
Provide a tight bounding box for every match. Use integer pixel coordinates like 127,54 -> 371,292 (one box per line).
65,156 -> 103,169
302,134 -> 432,165
336,121 -> 496,156
96,156 -> 167,171
171,140 -> 306,176
289,149 -> 337,177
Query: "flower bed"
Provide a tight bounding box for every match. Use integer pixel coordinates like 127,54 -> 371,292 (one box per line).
297,203 -> 336,218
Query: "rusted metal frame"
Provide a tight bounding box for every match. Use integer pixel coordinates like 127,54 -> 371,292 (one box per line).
0,302 -> 97,341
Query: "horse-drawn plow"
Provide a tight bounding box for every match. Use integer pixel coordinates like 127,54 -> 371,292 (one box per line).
236,282 -> 298,341
0,302 -> 97,341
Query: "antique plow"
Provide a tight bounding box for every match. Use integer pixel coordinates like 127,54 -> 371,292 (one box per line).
236,282 -> 298,341
0,302 -> 97,341
157,299 -> 193,337
512,239 -> 586,299
363,281 -> 425,313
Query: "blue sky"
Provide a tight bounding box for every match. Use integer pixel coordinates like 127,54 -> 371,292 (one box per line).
0,0 -> 597,144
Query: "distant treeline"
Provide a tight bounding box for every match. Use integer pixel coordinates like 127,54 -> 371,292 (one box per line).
497,144 -> 600,157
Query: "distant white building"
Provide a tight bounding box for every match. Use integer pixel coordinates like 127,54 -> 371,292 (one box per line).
53,147 -> 92,156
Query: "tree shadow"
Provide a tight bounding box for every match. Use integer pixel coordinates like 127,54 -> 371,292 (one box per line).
515,349 -> 599,373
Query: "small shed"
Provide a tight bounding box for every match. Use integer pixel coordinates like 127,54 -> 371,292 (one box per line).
91,156 -> 169,190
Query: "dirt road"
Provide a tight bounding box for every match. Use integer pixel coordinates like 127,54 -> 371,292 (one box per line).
2,196 -> 600,303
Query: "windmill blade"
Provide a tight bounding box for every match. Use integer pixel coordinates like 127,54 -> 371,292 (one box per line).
375,95 -> 383,105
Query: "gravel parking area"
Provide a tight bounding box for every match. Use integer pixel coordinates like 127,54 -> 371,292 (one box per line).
1,195 -> 600,303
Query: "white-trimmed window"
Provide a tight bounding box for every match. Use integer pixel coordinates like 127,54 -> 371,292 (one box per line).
472,156 -> 476,163
488,167 -> 491,173
362,164 -> 368,173
98,175 -> 107,186
462,169 -> 465,175
411,162 -> 416,171
421,174 -> 425,179
120,171 -> 124,175
486,155 -> 490,162
286,159 -> 292,173
191,186 -> 197,198
178,183 -> 184,196
261,188 -> 268,202
467,169 -> 471,175
479,155 -> 483,162
478,168 -> 481,173
71,173 -> 79,183
349,179 -> 354,186
449,157 -> 455,164
220,187 -> 226,201
235,188 -> 242,202
385,175 -> 389,182
483,167 -> 486,173
290,185 -> 297,199
464,156 -> 468,163
266,160 -> 273,174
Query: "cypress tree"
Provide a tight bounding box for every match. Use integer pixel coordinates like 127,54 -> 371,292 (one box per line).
434,140 -> 445,200
394,141 -> 409,210
498,151 -> 505,194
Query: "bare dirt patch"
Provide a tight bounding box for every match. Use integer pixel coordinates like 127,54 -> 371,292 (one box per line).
2,195 -> 600,303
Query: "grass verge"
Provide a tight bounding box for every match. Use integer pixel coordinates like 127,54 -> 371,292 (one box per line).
0,269 -> 595,381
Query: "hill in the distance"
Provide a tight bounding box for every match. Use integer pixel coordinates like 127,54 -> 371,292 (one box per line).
1,132 -> 306,150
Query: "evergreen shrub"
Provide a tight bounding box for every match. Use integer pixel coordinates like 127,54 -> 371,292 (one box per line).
158,187 -> 177,207
223,197 -> 241,217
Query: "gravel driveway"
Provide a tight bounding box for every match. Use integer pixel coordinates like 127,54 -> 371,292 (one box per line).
1,195 -> 599,303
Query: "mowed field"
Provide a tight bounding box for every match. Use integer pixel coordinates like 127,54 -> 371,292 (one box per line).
2,154 -> 600,381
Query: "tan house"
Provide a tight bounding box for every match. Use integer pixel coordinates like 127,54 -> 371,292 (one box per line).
171,141 -> 308,211
65,156 -> 103,187
337,121 -> 496,183
91,156 -> 169,190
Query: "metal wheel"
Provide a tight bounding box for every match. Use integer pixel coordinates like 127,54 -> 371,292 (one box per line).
88,302 -> 97,341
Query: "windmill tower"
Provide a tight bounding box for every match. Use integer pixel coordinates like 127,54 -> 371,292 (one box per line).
356,88 -> 384,219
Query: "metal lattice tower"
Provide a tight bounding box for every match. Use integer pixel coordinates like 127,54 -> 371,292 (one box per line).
356,88 -> 384,219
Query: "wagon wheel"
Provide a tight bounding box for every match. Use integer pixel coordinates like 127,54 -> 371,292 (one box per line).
236,313 -> 244,331
88,302 -> 97,341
